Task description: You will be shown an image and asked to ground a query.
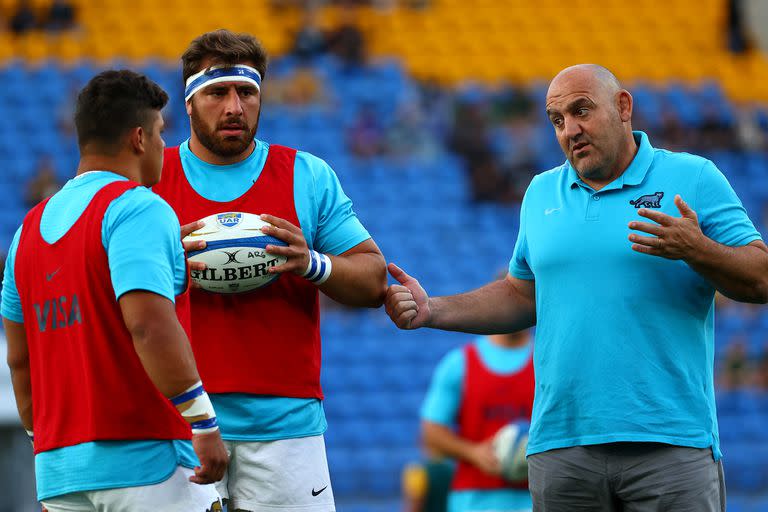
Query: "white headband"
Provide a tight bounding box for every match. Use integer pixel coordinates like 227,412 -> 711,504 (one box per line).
184,64 -> 262,102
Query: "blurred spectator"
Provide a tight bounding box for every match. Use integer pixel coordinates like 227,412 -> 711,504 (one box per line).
726,0 -> 750,54
43,0 -> 76,32
719,338 -> 751,390
56,84 -> 79,138
403,0 -> 431,10
271,0 -> 325,8
468,156 -> 508,203
754,343 -> 768,390
449,99 -> 492,166
416,79 -> 453,139
657,110 -> 689,152
291,8 -> 327,61
493,85 -> 535,121
385,101 -> 439,162
490,118 -> 538,203
10,0 -> 37,35
449,98 -> 503,202
698,104 -> 737,151
25,156 -> 61,207
326,5 -> 366,68
735,105 -> 766,151
266,68 -> 329,106
347,104 -> 384,158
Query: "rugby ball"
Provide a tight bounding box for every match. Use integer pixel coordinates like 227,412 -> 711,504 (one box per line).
184,212 -> 287,294
492,420 -> 530,483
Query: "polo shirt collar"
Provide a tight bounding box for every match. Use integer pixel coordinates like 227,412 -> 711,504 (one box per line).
567,131 -> 654,190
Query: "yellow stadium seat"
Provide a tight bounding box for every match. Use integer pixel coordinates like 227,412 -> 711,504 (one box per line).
2,0 -> 764,104
50,33 -> 84,63
0,33 -> 16,63
16,32 -> 50,62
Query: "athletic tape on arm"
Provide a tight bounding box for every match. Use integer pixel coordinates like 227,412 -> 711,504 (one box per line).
170,381 -> 219,434
302,250 -> 332,285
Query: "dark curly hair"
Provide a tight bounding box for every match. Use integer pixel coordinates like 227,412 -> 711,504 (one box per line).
181,29 -> 268,87
74,69 -> 168,154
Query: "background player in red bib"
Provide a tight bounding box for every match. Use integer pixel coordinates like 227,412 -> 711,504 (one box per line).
153,30 -> 387,512
2,70 -> 228,512
420,328 -> 534,512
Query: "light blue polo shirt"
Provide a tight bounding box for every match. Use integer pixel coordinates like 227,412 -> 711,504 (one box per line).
1,172 -> 198,500
510,131 -> 761,460
176,138 -> 371,441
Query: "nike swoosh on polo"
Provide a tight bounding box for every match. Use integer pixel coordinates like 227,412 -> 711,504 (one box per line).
544,208 -> 561,215
311,486 -> 328,497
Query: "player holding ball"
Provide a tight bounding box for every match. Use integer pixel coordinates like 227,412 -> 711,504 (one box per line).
153,29 -> 386,512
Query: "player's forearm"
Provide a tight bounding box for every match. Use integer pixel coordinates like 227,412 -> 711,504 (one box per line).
4,319 -> 33,430
11,368 -> 32,430
318,251 -> 387,307
686,239 -> 768,304
422,422 -> 477,464
428,279 -> 536,334
132,320 -> 220,436
131,320 -> 202,398
120,291 -> 203,398
9,366 -> 32,430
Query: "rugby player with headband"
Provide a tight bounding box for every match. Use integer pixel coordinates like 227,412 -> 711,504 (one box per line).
153,30 -> 386,512
183,63 -> 333,286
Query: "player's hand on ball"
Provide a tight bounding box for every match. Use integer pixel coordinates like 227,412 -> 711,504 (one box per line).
385,263 -> 431,329
259,214 -> 311,275
181,220 -> 207,278
190,430 -> 229,485
469,440 -> 501,476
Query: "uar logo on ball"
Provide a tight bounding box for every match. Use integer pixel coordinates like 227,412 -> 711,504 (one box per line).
184,212 -> 287,294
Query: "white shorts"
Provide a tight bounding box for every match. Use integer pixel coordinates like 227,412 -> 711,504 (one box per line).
41,466 -> 222,512
217,435 -> 335,511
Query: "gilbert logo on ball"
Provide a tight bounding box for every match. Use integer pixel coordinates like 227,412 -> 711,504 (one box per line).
185,212 -> 287,294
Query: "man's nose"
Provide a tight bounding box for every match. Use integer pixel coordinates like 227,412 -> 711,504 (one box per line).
563,117 -> 582,141
223,88 -> 243,116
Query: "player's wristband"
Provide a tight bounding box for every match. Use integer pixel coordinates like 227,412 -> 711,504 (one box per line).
170,381 -> 219,435
25,429 -> 33,447
302,250 -> 332,285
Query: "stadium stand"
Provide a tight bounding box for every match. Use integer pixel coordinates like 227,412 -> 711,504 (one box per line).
1,1 -> 768,510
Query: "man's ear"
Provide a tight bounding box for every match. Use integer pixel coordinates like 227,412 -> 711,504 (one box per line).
186,99 -> 193,116
617,90 -> 633,122
128,126 -> 145,155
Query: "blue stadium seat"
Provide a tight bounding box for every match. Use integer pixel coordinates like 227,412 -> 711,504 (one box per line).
664,82 -> 703,127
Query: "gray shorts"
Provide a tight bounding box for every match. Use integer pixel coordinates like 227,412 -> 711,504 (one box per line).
528,443 -> 725,512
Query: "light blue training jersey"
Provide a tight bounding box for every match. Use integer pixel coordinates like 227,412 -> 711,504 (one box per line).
509,131 -> 762,460
0,172 -> 198,500
421,336 -> 533,512
176,139 -> 371,441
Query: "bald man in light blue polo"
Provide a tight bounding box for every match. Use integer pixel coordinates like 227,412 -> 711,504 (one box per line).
384,64 -> 768,511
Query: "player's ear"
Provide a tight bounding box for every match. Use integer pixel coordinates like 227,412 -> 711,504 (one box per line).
618,90 -> 632,122
128,126 -> 145,155
186,99 -> 193,116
